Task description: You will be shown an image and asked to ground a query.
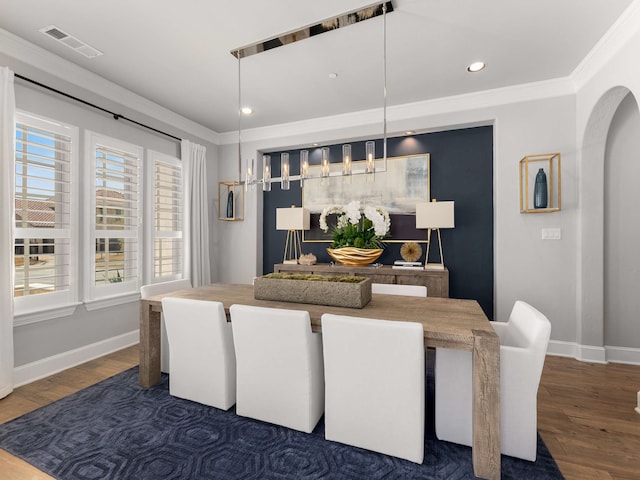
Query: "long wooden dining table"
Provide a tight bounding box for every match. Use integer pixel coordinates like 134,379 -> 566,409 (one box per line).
139,283 -> 500,480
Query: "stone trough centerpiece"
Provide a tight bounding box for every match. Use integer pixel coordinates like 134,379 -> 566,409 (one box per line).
254,273 -> 372,309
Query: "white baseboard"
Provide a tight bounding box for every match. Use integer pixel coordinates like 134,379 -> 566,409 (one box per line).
578,344 -> 608,364
14,330 -> 139,387
605,345 -> 640,365
548,340 -> 640,365
547,340 -> 579,358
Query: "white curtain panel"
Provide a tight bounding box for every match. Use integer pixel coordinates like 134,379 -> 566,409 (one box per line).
181,139 -> 211,287
0,67 -> 15,399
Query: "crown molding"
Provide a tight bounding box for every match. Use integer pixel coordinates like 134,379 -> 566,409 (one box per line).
0,27 -> 220,145
571,0 -> 640,90
388,77 -> 575,120
219,76 -> 575,146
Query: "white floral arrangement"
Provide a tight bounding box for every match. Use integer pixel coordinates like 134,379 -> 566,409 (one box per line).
319,200 -> 391,249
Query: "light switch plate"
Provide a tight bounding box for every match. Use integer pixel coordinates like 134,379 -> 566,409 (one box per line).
541,228 -> 561,240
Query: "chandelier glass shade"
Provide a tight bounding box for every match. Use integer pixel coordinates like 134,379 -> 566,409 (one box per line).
342,144 -> 352,176
262,154 -> 271,192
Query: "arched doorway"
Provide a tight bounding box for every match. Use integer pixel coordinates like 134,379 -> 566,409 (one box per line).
579,86 -> 637,362
604,92 -> 640,354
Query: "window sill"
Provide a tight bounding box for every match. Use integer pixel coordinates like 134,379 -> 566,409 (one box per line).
12,292 -> 142,326
84,292 -> 141,311
14,303 -> 82,327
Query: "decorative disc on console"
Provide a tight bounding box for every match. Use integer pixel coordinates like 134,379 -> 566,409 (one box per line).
400,242 -> 422,262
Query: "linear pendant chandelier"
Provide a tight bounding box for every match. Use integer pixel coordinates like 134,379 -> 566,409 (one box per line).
232,1 -> 393,191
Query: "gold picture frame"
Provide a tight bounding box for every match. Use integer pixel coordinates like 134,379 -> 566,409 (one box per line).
218,181 -> 244,221
519,153 -> 561,213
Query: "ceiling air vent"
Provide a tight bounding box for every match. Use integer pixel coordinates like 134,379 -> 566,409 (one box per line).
39,24 -> 103,59
42,26 -> 67,40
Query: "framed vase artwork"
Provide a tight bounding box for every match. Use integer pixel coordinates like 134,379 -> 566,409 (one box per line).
519,153 -> 561,213
218,181 -> 244,221
302,154 -> 430,242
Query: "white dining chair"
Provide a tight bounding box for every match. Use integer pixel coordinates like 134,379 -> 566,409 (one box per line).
371,283 -> 427,297
435,300 -> 551,461
321,313 -> 426,464
140,279 -> 192,373
229,304 -> 324,433
161,297 -> 236,410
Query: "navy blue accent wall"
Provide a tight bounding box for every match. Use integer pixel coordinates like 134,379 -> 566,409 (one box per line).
262,126 -> 494,318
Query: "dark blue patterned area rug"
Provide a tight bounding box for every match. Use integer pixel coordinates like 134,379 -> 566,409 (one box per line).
0,367 -> 564,479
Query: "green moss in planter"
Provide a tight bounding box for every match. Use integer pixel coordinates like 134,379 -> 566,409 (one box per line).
264,273 -> 365,283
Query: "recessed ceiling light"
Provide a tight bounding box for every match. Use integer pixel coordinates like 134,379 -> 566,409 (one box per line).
240,107 -> 253,115
311,143 -> 319,147
405,131 -> 416,135
328,72 -> 338,79
467,61 -> 486,73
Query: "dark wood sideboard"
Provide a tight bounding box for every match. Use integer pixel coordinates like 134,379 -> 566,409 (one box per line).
273,263 -> 449,298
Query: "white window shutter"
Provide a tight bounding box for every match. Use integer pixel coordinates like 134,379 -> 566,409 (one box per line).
146,151 -> 184,283
86,131 -> 142,301
14,113 -> 78,315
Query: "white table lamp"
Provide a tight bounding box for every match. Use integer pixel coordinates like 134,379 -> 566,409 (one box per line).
416,200 -> 455,270
276,206 -> 310,264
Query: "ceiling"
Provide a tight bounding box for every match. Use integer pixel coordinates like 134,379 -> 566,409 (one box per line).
0,0 -> 635,134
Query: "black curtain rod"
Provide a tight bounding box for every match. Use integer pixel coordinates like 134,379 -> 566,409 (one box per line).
15,73 -> 182,143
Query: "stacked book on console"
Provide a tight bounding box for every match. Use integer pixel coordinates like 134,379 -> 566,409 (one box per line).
392,260 -> 424,270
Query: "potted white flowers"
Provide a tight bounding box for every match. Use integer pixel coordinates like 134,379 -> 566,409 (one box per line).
319,200 -> 391,265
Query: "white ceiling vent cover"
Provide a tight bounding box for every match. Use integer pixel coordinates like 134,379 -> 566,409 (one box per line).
39,25 -> 103,59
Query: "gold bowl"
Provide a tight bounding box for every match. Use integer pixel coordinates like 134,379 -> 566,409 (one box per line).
327,247 -> 383,266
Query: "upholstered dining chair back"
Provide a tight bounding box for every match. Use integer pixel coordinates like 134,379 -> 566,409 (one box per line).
435,300 -> 551,461
141,279 -> 192,374
371,283 -> 427,297
161,297 -> 236,410
321,313 -> 426,464
229,304 -> 324,433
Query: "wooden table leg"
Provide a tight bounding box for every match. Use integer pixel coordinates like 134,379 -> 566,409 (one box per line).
472,329 -> 501,480
139,300 -> 161,388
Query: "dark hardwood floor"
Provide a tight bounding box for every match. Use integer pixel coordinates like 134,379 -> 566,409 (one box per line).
537,355 -> 640,480
0,345 -> 638,479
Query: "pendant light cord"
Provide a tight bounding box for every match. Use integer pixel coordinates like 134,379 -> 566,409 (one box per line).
383,1 -> 388,163
237,51 -> 243,184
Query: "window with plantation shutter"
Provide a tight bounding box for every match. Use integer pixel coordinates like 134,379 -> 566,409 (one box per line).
14,112 -> 78,316
146,151 -> 184,282
85,131 -> 142,304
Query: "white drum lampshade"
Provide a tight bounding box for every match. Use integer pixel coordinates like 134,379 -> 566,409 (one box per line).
276,207 -> 310,264
415,200 -> 455,269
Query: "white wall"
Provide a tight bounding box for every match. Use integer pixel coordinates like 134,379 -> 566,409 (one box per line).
217,142 -> 262,284
604,92 -> 640,349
